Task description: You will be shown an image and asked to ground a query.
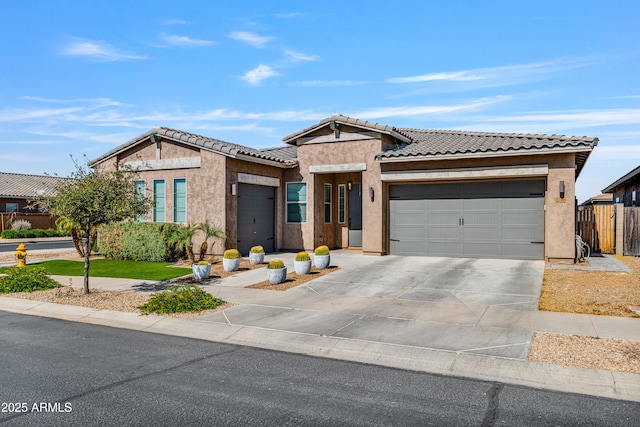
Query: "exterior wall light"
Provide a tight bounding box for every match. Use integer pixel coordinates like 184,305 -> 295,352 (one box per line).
369,186 -> 374,201
559,181 -> 565,199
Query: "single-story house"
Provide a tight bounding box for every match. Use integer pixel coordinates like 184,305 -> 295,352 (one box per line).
579,193 -> 614,208
0,172 -> 70,213
602,164 -> 640,207
88,114 -> 598,263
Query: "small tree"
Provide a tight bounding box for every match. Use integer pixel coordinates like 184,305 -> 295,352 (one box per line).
38,161 -> 152,294
197,221 -> 226,261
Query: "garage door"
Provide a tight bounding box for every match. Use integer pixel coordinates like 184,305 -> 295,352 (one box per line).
389,180 -> 545,260
237,183 -> 275,256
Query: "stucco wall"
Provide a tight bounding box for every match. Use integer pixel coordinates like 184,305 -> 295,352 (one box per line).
294,128 -> 385,254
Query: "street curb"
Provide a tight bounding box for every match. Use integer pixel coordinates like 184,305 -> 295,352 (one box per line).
1,296 -> 638,403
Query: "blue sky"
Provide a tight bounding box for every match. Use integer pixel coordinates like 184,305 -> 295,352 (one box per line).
1,0 -> 639,202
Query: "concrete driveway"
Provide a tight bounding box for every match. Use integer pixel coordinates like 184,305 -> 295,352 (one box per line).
204,251 -> 546,360
293,252 -> 544,310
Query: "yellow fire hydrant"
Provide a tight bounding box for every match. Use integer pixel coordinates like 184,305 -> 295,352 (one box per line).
14,243 -> 27,267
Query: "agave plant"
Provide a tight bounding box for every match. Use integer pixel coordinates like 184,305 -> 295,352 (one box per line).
167,223 -> 199,264
197,221 -> 226,261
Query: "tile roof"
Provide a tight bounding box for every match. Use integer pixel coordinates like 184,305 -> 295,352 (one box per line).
0,172 -> 71,198
282,114 -> 412,144
377,128 -> 598,177
88,127 -> 298,167
259,145 -> 298,162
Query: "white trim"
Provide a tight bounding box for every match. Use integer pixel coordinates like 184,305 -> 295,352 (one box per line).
377,146 -> 592,163
381,165 -> 549,182
237,173 -> 280,187
299,131 -> 378,145
309,163 -> 367,173
124,157 -> 200,171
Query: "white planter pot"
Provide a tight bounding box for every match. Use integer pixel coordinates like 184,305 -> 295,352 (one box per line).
192,263 -> 211,280
294,259 -> 312,275
223,257 -> 240,272
314,254 -> 330,270
267,267 -> 287,284
249,252 -> 265,265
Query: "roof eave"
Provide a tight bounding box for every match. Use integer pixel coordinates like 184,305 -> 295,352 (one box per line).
602,164 -> 640,193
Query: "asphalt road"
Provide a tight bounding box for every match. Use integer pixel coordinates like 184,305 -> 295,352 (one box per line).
0,240 -> 74,253
0,311 -> 637,426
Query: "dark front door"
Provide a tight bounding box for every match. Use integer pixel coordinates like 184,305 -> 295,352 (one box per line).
237,183 -> 275,255
348,183 -> 362,247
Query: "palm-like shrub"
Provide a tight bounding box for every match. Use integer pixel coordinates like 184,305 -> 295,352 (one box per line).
11,219 -> 32,230
167,224 -> 199,264
197,221 -> 226,261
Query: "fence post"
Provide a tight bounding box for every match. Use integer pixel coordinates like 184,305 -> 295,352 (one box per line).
615,203 -> 625,255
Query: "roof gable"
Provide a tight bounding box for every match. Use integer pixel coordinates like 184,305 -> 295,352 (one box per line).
602,164 -> 640,193
88,127 -> 298,168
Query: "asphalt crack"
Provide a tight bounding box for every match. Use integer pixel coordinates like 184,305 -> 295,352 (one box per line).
481,382 -> 504,427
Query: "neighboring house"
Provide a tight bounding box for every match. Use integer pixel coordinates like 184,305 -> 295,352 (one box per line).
602,164 -> 640,206
88,114 -> 598,262
0,172 -> 69,213
579,193 -> 614,209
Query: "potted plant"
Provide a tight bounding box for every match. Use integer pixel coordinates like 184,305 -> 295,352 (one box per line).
267,259 -> 287,285
249,245 -> 265,265
222,249 -> 241,272
314,245 -> 330,270
192,260 -> 211,280
294,251 -> 312,275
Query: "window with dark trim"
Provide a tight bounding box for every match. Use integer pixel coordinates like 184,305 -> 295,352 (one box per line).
324,183 -> 332,223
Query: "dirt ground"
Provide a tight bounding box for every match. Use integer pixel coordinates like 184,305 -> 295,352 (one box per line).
247,266 -> 340,291
539,255 -> 640,317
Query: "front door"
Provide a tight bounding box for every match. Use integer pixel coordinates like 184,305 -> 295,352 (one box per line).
237,183 -> 275,255
348,183 -> 362,247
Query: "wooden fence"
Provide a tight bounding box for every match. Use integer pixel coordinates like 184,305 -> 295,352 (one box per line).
624,207 -> 640,256
0,212 -> 58,232
577,205 -> 615,253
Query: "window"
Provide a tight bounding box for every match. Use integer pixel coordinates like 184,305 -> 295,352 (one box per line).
338,184 -> 346,224
173,178 -> 186,223
134,180 -> 146,221
286,182 -> 307,223
633,190 -> 637,205
5,203 -> 18,213
324,184 -> 332,223
153,179 -> 165,222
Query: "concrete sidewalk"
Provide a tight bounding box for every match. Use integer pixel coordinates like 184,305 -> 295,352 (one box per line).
0,250 -> 638,403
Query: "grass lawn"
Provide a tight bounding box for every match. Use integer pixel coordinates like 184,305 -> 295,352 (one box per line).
0,259 -> 192,281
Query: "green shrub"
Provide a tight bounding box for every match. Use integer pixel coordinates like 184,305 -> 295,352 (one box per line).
45,229 -> 58,237
137,285 -> 224,315
0,267 -> 61,293
223,249 -> 240,259
1,230 -> 19,239
314,245 -> 330,256
98,222 -> 182,262
295,251 -> 310,261
250,245 -> 265,254
268,259 -> 285,269
32,229 -> 46,238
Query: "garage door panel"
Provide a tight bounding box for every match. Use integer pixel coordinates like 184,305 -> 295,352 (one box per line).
389,181 -> 545,260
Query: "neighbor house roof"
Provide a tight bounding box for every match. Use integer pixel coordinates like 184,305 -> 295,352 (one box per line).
0,172 -> 70,199
378,128 -> 598,177
88,127 -> 298,168
602,164 -> 640,193
580,193 -> 613,206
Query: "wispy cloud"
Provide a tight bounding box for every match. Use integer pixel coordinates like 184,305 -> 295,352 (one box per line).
387,59 -> 591,88
242,65 -> 279,85
161,19 -> 188,26
21,96 -> 125,108
0,107 -> 84,122
275,12 -> 303,19
291,80 -> 368,87
159,33 -> 213,47
228,31 -> 275,48
350,97 -> 508,119
284,49 -> 318,62
609,94 -> 640,99
60,38 -> 148,61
